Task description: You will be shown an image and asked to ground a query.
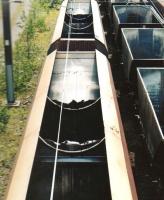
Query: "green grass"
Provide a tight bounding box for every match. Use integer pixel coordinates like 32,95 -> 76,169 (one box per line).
0,4 -> 1,16
0,1 -> 60,199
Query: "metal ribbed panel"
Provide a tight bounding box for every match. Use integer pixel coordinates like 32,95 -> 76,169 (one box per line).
137,68 -> 164,158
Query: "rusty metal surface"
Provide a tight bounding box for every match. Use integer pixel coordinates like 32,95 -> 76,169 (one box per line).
92,1 -> 138,199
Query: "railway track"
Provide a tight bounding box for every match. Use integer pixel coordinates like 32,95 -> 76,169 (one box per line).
4,0 -> 164,199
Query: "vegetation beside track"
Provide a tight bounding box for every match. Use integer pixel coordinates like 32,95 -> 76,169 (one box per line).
0,0 -> 60,198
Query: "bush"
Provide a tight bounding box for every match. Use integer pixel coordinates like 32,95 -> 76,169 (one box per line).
36,17 -> 48,32
13,0 -> 49,92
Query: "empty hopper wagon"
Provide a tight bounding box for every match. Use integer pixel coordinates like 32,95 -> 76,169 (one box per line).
137,68 -> 164,169
4,0 -> 137,200
112,5 -> 163,42
62,0 -> 94,38
121,28 -> 164,81
107,0 -> 149,21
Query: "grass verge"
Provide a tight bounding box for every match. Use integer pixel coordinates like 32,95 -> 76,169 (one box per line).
0,1 -> 60,199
